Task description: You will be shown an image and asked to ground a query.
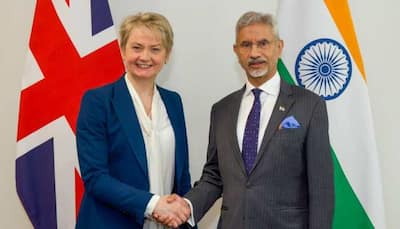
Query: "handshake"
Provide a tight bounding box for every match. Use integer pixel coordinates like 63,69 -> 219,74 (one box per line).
152,194 -> 192,228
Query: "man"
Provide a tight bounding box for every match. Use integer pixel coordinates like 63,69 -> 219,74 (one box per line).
158,11 -> 334,229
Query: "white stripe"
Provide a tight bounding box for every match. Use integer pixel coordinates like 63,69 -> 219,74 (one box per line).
52,0 -> 117,57
20,49 -> 44,90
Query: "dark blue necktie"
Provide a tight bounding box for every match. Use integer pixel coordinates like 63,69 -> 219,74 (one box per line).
242,88 -> 262,175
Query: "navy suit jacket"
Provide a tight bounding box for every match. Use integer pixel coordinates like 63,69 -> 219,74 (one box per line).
75,76 -> 192,229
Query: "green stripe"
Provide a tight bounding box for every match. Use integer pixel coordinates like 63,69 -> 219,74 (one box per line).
278,59 -> 374,229
331,147 -> 374,229
277,59 -> 296,85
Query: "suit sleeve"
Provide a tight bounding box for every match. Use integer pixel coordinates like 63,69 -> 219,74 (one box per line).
77,90 -> 152,225
185,105 -> 223,223
306,98 -> 334,229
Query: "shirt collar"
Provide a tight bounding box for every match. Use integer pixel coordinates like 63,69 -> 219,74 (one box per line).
124,73 -> 158,101
244,71 -> 281,97
124,73 -> 160,121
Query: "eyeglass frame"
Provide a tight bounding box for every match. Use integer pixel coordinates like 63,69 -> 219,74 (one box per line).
235,38 -> 279,53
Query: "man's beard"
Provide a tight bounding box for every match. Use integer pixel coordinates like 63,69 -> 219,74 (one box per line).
247,57 -> 268,78
249,68 -> 268,78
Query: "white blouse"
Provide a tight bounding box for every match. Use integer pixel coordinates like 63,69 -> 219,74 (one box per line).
125,76 -> 175,229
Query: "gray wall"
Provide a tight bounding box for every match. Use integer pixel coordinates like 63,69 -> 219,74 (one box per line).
1,0 -> 398,228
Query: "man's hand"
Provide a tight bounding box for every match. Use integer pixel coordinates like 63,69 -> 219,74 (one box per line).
152,194 -> 190,228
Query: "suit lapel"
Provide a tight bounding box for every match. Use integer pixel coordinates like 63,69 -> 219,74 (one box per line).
112,77 -> 148,178
252,80 -> 294,172
226,86 -> 248,176
157,87 -> 183,186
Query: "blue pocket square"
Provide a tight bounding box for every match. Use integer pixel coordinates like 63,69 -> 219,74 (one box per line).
280,116 -> 300,129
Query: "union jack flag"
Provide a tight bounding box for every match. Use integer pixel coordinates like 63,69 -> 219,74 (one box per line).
16,0 -> 124,228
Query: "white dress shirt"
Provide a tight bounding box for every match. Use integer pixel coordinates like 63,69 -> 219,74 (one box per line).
125,76 -> 175,229
237,73 -> 281,152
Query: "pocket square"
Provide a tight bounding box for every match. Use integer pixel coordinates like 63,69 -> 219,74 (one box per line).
279,116 -> 300,129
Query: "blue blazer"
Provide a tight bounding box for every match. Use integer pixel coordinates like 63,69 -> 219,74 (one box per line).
76,76 -> 192,229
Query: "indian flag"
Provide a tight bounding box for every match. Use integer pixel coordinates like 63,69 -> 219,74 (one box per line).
277,0 -> 386,228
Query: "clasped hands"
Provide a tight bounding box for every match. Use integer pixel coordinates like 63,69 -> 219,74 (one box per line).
152,194 -> 191,228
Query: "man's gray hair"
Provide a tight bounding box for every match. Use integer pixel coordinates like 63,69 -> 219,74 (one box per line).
235,11 -> 280,39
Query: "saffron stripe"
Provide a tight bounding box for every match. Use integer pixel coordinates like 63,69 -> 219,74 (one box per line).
324,0 -> 367,82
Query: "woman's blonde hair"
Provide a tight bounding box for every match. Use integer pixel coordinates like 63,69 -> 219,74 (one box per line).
119,12 -> 174,53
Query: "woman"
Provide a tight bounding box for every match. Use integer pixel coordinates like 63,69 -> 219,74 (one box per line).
76,12 -> 192,229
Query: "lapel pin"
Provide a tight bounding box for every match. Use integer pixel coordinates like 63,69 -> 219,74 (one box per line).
279,106 -> 285,112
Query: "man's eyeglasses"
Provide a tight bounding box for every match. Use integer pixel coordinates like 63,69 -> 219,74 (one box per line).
237,39 -> 275,52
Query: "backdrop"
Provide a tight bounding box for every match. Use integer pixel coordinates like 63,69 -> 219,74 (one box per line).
1,0 -> 399,228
